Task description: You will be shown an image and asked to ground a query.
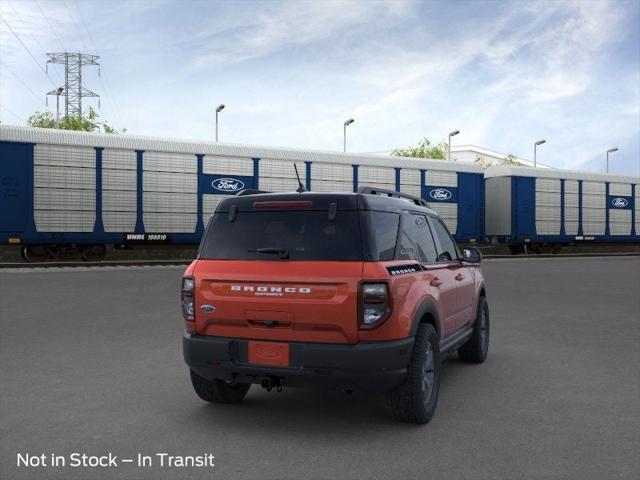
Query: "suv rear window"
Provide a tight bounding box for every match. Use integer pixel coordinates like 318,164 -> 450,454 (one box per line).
199,210 -> 363,261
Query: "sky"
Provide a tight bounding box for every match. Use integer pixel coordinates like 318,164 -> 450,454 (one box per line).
0,0 -> 639,175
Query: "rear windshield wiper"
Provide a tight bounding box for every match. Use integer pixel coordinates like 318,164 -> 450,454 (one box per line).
248,247 -> 290,259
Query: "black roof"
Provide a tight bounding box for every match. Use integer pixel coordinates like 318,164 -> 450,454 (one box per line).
213,189 -> 438,216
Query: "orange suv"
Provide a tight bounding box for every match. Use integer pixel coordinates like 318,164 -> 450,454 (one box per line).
182,187 -> 489,424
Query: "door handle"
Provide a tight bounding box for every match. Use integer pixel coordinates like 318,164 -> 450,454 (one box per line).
455,273 -> 465,281
429,277 -> 442,287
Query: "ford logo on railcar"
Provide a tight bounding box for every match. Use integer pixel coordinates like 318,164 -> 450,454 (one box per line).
212,178 -> 245,192
429,188 -> 452,201
611,197 -> 629,208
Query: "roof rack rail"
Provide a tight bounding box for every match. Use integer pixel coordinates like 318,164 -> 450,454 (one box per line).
357,186 -> 428,207
236,189 -> 271,196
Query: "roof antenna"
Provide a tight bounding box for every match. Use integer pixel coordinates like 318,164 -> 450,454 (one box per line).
294,163 -> 306,193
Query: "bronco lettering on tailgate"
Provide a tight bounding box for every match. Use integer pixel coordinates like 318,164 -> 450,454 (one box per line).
230,285 -> 311,297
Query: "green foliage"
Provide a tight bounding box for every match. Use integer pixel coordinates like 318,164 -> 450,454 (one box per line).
474,152 -> 523,169
392,137 -> 449,160
502,153 -> 521,166
27,107 -> 125,134
474,155 -> 493,169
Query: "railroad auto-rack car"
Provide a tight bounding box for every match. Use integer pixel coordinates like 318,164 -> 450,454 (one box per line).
484,165 -> 639,253
0,125 -> 485,261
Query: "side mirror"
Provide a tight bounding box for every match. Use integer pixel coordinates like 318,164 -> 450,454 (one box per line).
462,247 -> 482,263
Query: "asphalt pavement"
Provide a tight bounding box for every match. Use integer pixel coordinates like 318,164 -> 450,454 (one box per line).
1,257 -> 639,480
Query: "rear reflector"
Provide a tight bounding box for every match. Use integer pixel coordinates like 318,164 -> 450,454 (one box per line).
253,200 -> 313,209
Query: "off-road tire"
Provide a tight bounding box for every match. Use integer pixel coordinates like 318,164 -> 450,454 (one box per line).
190,369 -> 251,404
385,324 -> 440,424
458,296 -> 490,364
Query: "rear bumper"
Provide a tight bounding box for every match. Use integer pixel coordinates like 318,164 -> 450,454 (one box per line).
183,332 -> 414,393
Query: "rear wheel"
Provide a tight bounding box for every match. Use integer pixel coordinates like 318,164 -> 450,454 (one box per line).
458,296 -> 490,363
386,324 -> 440,424
189,369 -> 251,404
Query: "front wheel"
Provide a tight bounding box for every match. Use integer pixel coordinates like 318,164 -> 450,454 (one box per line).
189,370 -> 251,404
385,324 -> 441,424
458,296 -> 490,363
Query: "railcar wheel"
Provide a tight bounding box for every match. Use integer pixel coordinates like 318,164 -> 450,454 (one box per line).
21,245 -> 52,263
523,243 -> 542,255
80,244 -> 107,262
508,244 -> 524,255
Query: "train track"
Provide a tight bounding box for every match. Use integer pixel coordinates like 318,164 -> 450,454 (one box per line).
1,252 -> 638,268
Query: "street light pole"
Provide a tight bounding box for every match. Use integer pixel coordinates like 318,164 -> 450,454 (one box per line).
215,104 -> 225,142
343,118 -> 354,152
606,147 -> 618,173
534,139 -> 546,168
448,130 -> 460,162
55,87 -> 64,127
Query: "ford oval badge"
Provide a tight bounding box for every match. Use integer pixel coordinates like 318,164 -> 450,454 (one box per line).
211,178 -> 245,192
201,304 -> 216,313
429,188 -> 452,201
611,197 -> 629,208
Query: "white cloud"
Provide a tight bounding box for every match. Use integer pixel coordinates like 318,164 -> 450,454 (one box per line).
1,0 -> 638,174
188,0 -> 412,70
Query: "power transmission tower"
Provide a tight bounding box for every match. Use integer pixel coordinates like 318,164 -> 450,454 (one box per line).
46,53 -> 100,118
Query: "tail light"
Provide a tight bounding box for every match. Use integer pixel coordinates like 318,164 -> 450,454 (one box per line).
181,276 -> 195,321
359,282 -> 391,329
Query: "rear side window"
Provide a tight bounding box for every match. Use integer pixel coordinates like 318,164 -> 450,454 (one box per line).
200,210 -> 363,261
362,211 -> 400,261
429,217 -> 458,262
411,214 -> 438,263
394,213 -> 438,263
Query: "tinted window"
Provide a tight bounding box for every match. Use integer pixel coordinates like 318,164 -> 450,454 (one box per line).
395,229 -> 417,260
429,217 -> 458,262
393,213 -> 420,261
411,214 -> 438,263
362,211 -> 400,261
200,210 -> 363,261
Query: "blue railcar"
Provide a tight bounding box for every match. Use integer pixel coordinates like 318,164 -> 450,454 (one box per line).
0,125 -> 485,261
485,165 -> 639,253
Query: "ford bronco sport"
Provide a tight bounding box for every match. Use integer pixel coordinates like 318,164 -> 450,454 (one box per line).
182,187 -> 489,424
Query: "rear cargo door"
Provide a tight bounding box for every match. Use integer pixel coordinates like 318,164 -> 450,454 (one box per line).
0,142 -> 30,232
194,260 -> 362,344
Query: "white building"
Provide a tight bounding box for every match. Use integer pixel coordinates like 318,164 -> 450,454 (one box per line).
369,144 -> 553,169
451,145 -> 553,169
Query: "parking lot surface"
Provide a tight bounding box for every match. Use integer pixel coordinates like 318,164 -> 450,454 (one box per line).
1,257 -> 639,480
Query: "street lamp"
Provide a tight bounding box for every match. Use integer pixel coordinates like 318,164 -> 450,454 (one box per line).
448,130 -> 460,162
606,147 -> 618,173
533,139 -> 546,168
343,118 -> 355,152
215,104 -> 225,142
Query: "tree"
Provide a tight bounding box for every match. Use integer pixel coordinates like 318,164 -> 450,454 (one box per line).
502,153 -> 521,166
474,152 -> 523,169
392,137 -> 449,160
27,107 -> 125,133
474,155 -> 493,169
